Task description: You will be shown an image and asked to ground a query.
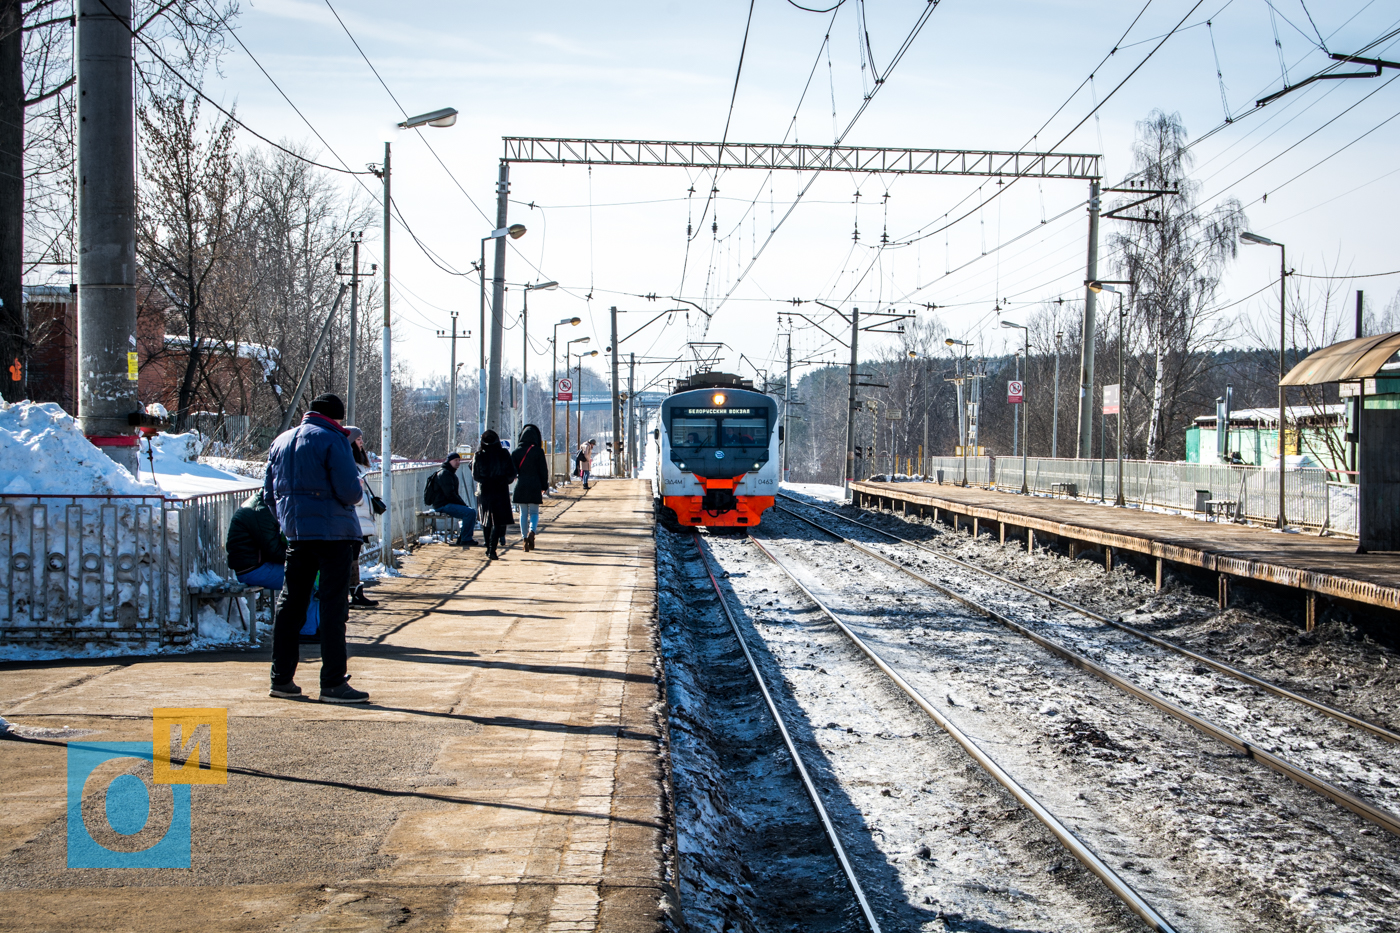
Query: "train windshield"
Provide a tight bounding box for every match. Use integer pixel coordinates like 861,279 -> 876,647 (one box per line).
671,417 -> 716,447
718,418 -> 767,447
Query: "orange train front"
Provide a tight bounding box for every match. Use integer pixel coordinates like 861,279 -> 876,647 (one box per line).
655,373 -> 780,528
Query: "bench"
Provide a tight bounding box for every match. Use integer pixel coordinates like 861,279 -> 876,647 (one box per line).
1205,498 -> 1239,522
1050,482 -> 1078,498
417,509 -> 462,536
188,581 -> 260,644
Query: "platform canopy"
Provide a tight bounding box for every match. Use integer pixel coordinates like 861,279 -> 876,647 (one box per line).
1279,331 -> 1400,385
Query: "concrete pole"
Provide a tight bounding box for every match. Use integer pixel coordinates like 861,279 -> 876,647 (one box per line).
610,306 -> 621,477
783,337 -> 792,480
478,236 -> 486,440
1051,331 -> 1062,458
1076,179 -> 1101,459
346,232 -> 361,426
1012,351 -> 1020,457
379,142 -> 394,565
486,161 -> 510,432
446,312 -> 458,451
1277,243 -> 1287,528
627,351 -> 636,476
1115,296 -> 1125,506
842,307 -> 859,498
76,0 -> 139,471
0,0 -> 22,403
521,289 -> 528,433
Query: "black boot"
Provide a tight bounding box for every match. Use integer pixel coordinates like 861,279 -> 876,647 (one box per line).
350,584 -> 379,608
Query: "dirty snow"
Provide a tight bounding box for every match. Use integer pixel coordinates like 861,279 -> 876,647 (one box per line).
0,400 -> 154,496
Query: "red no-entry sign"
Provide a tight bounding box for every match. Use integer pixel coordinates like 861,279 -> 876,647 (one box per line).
556,377 -> 574,401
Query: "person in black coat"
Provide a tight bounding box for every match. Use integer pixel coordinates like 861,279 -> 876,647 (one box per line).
226,490 -> 287,590
512,424 -> 550,552
423,453 -> 479,546
472,430 -> 517,560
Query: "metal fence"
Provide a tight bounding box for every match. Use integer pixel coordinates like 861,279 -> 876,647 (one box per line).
903,455 -> 1345,532
1,462 -> 440,650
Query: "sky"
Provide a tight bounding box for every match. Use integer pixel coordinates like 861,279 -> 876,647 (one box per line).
190,0 -> 1400,394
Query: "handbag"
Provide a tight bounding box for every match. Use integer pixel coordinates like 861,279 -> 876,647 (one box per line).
371,495 -> 387,515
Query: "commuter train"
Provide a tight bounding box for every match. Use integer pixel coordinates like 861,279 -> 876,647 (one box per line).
655,372 -> 780,528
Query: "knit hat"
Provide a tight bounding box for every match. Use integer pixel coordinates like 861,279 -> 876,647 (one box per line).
309,393 -> 345,420
344,425 -> 363,444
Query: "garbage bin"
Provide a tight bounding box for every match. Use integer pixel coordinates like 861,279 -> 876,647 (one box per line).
1195,489 -> 1211,513
936,469 -> 945,485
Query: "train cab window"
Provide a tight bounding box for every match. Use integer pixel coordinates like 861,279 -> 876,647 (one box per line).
719,418 -> 767,447
671,417 -> 715,447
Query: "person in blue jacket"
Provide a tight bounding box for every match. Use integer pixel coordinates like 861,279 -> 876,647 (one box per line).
262,393 -> 370,704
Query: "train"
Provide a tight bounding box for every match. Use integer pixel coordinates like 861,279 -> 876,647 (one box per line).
654,372 -> 781,529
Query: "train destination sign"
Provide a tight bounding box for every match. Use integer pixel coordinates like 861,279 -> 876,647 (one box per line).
683,408 -> 756,416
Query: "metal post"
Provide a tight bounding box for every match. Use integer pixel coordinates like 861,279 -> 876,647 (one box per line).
1115,295 -> 1125,506
379,142 -> 394,564
0,0 -> 23,403
1052,331 -> 1062,458
609,307 -> 621,478
487,161 -> 510,432
76,0 -> 139,470
783,337 -> 792,480
576,354 -> 583,452
564,352 -> 571,477
1021,330 -> 1029,493
478,236 -> 487,440
1076,179 -> 1101,459
346,232 -> 362,426
447,312 -> 458,451
843,307 -> 859,498
551,333 -> 559,461
1012,351 -> 1020,458
1277,243 -> 1287,529
628,352 -> 636,476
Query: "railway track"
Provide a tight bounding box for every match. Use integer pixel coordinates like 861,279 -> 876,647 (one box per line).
772,493 -> 1400,837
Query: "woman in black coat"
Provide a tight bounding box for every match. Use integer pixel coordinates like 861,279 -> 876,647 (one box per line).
472,430 -> 517,560
512,424 -> 551,552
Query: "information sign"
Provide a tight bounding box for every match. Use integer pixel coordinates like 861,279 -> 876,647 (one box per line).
556,377 -> 574,401
1007,380 -> 1023,404
1102,383 -> 1120,415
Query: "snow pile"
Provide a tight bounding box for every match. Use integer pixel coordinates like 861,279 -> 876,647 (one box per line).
134,431 -> 260,496
0,399 -> 155,496
780,481 -> 847,503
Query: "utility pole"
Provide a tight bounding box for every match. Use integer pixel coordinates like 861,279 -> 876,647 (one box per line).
1052,331 -> 1062,458
438,313 -> 471,452
609,306 -> 621,478
627,351 -> 636,477
378,142 -> 393,563
1076,179 -> 1101,459
0,0 -> 21,403
1012,350 -> 1020,458
783,336 -> 792,480
76,0 -> 139,470
345,232 -> 363,425
486,161 -> 510,433
842,308 -> 860,498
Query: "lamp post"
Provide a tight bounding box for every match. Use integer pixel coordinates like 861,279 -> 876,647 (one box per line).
552,316 -> 582,461
480,224 -> 526,438
1242,231 -> 1289,529
946,338 -> 971,486
519,280 -> 558,434
1000,320 -> 1029,493
372,106 -> 456,566
566,339 -> 593,473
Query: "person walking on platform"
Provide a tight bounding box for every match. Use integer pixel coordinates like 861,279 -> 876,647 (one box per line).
424,452 -> 479,546
512,424 -> 550,552
473,429 -> 516,560
346,427 -> 382,608
226,490 -> 286,591
576,439 -> 594,490
263,393 -> 370,704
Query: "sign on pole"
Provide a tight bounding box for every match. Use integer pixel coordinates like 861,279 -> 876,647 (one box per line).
556,377 -> 574,401
1007,380 -> 1024,404
1102,383 -> 1120,415
885,409 -> 903,421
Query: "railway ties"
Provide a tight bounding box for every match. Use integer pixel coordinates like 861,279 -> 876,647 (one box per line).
716,496 -> 1400,931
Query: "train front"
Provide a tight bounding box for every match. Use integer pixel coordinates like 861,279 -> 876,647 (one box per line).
659,383 -> 779,528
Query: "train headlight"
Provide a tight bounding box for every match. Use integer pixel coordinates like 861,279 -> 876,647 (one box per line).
679,462 -> 686,470
754,462 -> 761,469
711,392 -> 726,406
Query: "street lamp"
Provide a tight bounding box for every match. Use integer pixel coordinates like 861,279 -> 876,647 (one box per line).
373,105 -> 456,567
1241,230 -> 1289,529
1001,320 -> 1029,493
551,316 -> 582,462
519,280 -> 558,434
565,337 -> 592,471
1088,281 -> 1130,506
480,223 -> 527,438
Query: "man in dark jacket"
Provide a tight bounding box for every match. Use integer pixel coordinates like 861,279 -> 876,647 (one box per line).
225,490 -> 286,590
262,393 -> 369,704
424,453 -> 478,546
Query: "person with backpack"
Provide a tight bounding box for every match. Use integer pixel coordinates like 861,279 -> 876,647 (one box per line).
262,393 -> 369,704
512,424 -> 550,552
473,430 -> 516,560
424,451 -> 479,547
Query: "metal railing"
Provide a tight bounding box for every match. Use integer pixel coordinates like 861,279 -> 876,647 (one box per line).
2,462 -> 441,649
897,455 -> 1343,532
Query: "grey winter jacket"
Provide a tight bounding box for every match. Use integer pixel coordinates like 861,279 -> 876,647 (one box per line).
262,413 -> 364,541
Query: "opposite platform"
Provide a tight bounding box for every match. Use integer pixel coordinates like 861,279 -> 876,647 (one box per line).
0,479 -> 669,932
850,479 -> 1400,615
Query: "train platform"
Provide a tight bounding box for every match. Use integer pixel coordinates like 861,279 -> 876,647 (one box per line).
0,479 -> 670,932
850,479 -> 1400,620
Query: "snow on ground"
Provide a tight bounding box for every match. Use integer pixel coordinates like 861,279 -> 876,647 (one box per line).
0,400 -> 154,496
779,481 -> 847,503
133,431 -> 260,496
